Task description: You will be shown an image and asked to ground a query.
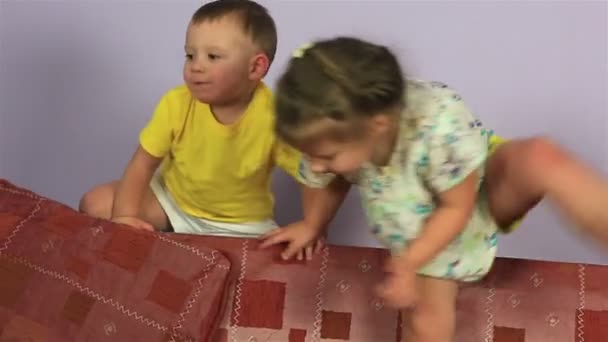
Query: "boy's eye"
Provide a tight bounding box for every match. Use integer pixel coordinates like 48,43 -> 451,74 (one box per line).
315,154 -> 335,161
208,53 -> 220,60
185,54 -> 193,60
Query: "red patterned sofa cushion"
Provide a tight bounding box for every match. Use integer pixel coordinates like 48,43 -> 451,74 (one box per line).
200,237 -> 607,342
1,179 -> 607,342
0,180 -> 232,342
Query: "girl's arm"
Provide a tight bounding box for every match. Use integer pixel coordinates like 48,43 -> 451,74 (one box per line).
300,176 -> 351,232
400,171 -> 479,270
259,177 -> 350,259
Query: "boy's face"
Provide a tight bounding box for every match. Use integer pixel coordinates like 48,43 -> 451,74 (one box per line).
183,16 -> 261,104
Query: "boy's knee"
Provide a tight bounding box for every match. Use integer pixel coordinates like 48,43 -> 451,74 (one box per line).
78,186 -> 112,219
78,191 -> 96,214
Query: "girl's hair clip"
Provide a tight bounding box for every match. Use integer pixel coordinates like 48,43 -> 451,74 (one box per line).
292,42 -> 314,58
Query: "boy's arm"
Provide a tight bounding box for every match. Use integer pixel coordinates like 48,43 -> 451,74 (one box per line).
111,146 -> 162,221
112,90 -> 175,226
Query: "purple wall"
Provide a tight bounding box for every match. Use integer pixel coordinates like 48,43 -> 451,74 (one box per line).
1,1 -> 606,265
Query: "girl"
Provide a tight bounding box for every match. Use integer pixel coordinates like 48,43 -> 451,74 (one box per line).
260,37 -> 608,341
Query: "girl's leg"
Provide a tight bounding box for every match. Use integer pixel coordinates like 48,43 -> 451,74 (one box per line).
485,137 -> 608,245
401,276 -> 459,342
79,180 -> 170,231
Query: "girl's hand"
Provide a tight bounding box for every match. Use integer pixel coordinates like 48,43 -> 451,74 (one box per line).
258,221 -> 324,260
300,234 -> 326,261
375,255 -> 419,308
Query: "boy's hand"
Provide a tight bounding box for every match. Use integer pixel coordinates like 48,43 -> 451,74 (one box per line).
375,255 -> 418,308
259,221 -> 324,261
112,216 -> 155,231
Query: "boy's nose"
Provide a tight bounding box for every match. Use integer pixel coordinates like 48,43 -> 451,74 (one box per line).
190,60 -> 205,72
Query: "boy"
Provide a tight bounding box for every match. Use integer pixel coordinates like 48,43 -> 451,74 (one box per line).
80,0 -> 339,259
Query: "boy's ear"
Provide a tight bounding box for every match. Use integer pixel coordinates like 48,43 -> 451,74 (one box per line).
249,53 -> 270,80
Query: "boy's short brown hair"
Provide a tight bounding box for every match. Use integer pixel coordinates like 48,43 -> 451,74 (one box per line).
192,0 -> 277,64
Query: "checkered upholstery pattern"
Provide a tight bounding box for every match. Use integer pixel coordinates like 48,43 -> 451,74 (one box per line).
1,179 -> 606,342
0,180 -> 231,341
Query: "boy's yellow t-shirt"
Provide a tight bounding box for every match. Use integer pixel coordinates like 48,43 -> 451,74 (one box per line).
139,82 -> 304,223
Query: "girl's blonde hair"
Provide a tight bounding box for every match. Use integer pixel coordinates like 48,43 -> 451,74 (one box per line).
275,37 -> 405,144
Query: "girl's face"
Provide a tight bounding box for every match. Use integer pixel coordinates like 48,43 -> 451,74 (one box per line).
293,115 -> 397,175
300,136 -> 373,175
